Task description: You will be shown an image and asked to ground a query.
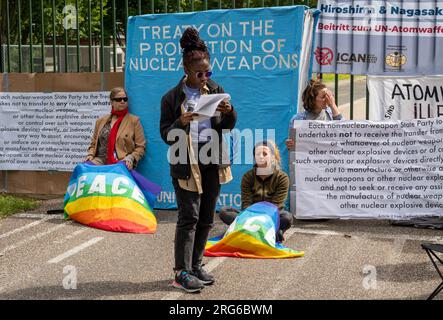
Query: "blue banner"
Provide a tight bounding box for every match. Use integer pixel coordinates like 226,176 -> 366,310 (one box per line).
125,6 -> 309,209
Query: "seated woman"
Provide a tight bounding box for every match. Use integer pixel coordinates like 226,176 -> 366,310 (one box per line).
86,87 -> 146,169
286,79 -> 344,150
219,140 -> 292,243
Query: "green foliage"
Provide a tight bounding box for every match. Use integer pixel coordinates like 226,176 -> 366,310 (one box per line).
0,195 -> 40,218
0,0 -> 109,45
0,0 -> 317,46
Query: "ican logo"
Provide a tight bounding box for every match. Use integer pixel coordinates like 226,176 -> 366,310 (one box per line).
315,47 -> 378,66
337,52 -> 378,65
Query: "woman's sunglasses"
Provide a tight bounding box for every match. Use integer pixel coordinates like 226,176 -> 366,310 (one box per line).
193,71 -> 213,78
112,97 -> 128,102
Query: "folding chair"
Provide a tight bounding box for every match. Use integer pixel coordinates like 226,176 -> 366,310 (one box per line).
421,243 -> 443,300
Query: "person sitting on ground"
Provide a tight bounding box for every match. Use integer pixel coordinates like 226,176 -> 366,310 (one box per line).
219,140 -> 292,243
86,87 -> 146,170
285,79 -> 344,150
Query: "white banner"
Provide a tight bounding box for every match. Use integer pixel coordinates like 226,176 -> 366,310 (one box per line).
313,0 -> 443,75
368,76 -> 443,121
293,119 -> 443,219
0,92 -> 109,171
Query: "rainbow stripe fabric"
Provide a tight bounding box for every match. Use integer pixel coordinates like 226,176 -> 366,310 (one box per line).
64,162 -> 160,234
205,202 -> 304,259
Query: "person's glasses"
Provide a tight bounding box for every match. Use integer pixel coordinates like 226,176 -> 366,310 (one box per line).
112,97 -> 128,102
193,70 -> 213,78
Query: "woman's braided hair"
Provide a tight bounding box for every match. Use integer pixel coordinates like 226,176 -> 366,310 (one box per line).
302,79 -> 327,112
180,27 -> 210,68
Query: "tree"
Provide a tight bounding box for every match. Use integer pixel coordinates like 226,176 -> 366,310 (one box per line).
0,0 -> 317,71
0,0 -> 316,46
0,0 -> 110,46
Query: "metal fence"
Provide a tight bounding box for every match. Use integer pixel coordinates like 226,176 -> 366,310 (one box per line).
0,0 -> 368,119
1,44 -> 124,72
0,0 -> 313,73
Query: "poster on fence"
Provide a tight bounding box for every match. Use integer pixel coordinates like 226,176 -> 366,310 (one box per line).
368,76 -> 443,120
125,6 -> 317,209
313,0 -> 443,75
0,92 -> 109,171
292,118 -> 443,219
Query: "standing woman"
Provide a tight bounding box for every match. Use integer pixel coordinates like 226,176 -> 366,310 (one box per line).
160,27 -> 237,293
86,87 -> 146,169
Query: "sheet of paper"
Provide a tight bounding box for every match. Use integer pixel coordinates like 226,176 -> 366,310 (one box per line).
194,93 -> 231,117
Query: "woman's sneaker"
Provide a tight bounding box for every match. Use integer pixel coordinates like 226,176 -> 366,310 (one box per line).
191,267 -> 215,285
172,270 -> 204,293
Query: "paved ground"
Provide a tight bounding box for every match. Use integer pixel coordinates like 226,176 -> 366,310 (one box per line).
0,198 -> 442,300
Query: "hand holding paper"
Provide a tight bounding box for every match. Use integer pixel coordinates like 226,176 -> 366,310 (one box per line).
193,93 -> 231,117
216,97 -> 233,114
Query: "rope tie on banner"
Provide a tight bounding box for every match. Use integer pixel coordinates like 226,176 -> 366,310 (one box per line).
2,73 -> 9,92
2,74 -> 9,193
100,72 -> 106,91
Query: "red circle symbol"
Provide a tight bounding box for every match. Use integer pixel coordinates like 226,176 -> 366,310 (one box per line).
315,47 -> 333,66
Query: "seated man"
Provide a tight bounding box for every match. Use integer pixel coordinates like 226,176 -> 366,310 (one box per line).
219,140 -> 292,242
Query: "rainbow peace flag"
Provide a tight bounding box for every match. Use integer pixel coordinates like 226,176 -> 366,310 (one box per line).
64,162 -> 161,233
205,202 -> 304,259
